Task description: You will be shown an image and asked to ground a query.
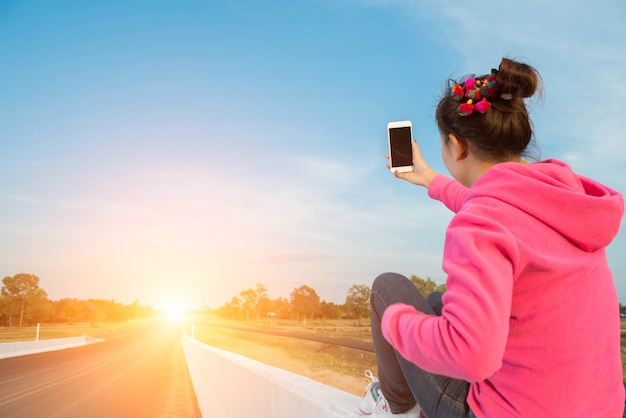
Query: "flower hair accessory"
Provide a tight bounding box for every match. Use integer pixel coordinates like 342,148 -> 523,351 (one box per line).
450,69 -> 499,116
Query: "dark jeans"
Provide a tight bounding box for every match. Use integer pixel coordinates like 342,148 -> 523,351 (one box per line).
370,272 -> 475,418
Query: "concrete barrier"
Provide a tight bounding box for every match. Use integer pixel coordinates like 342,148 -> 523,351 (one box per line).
181,334 -> 366,418
0,335 -> 104,359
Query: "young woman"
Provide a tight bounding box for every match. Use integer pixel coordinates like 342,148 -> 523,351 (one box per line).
360,58 -> 625,417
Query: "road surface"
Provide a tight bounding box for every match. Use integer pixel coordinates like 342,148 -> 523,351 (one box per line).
0,320 -> 201,418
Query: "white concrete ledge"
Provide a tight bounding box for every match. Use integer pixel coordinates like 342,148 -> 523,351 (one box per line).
0,335 -> 105,359
181,334 -> 365,418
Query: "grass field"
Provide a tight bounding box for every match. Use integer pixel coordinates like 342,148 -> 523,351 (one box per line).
0,321 -> 144,342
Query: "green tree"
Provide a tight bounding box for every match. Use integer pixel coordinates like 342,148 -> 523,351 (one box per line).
345,284 -> 371,326
289,284 -> 321,325
217,296 -> 244,320
1,273 -> 48,326
0,290 -> 19,326
24,290 -> 52,324
255,282 -> 271,320
239,289 -> 257,322
269,297 -> 290,319
320,301 -> 341,319
409,275 -> 445,299
56,298 -> 82,323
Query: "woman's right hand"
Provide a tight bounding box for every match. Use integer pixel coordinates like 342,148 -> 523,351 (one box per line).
386,140 -> 437,188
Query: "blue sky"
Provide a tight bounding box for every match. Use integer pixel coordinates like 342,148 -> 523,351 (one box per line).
1,0 -> 625,310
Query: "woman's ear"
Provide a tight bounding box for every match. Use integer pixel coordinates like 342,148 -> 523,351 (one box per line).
448,134 -> 469,161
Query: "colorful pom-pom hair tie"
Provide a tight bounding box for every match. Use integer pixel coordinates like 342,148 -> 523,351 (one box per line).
449,68 -> 499,116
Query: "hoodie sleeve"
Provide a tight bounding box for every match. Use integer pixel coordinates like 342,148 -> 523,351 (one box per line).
428,175 -> 468,213
381,201 -> 517,381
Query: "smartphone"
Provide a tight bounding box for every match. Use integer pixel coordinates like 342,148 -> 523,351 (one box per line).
387,120 -> 413,173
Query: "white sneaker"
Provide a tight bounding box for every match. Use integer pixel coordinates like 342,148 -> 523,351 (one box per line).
372,389 -> 422,418
372,396 -> 421,418
359,370 -> 422,418
359,370 -> 381,414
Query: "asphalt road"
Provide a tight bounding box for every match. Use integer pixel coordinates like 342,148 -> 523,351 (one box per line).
0,320 -> 201,418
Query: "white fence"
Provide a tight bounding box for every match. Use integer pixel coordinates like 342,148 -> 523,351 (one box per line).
181,334 -> 365,418
0,335 -> 104,359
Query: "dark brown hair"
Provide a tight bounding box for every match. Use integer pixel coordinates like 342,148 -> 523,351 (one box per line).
436,58 -> 542,161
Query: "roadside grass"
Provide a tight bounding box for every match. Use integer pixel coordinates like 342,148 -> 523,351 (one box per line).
191,316 -> 373,339
622,319 -> 626,384
182,316 -> 375,355
0,321 -> 145,342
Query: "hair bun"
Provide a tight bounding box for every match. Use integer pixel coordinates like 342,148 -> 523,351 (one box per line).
496,58 -> 542,100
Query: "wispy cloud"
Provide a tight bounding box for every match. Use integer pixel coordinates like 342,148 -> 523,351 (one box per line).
5,194 -> 86,209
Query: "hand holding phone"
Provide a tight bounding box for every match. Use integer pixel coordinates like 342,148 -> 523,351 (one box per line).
386,121 -> 438,188
387,120 -> 414,173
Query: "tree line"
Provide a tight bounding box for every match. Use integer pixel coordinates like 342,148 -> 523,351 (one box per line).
1,273 -> 155,327
1,272 -> 446,327
5,270 -> 624,329
213,276 -> 446,325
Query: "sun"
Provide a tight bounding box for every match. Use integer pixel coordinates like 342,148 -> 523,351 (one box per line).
165,303 -> 185,320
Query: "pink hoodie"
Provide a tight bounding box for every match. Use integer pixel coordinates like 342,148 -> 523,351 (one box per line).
382,159 -> 625,417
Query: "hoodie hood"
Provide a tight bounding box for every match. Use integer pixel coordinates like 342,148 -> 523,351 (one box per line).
469,159 -> 624,252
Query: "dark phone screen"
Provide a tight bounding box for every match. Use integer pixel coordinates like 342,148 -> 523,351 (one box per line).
389,126 -> 412,167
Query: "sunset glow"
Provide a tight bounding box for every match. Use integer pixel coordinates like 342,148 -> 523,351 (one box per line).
165,305 -> 185,321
